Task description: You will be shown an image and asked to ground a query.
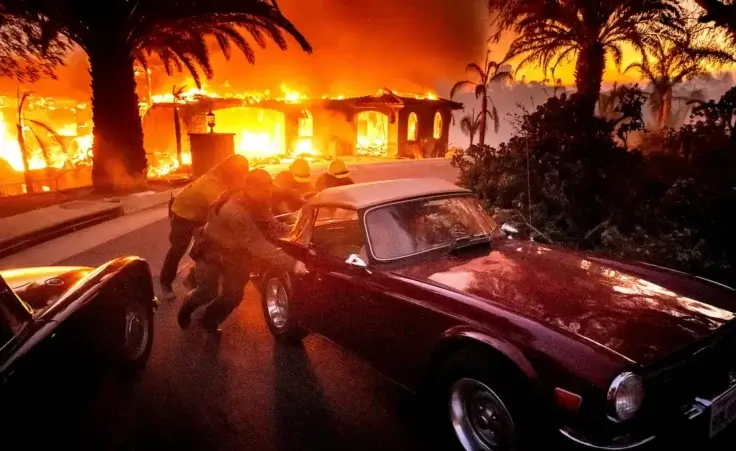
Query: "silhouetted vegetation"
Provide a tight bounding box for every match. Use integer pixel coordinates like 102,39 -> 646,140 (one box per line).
624,25 -> 733,130
0,16 -> 68,82
1,0 -> 312,192
487,0 -> 683,116
451,52 -> 513,147
453,87 -> 736,285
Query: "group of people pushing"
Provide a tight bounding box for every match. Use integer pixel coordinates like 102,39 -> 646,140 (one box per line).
160,155 -> 354,334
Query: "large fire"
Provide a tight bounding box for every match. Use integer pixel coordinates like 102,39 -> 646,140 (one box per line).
142,82 -> 439,169
0,83 -> 439,192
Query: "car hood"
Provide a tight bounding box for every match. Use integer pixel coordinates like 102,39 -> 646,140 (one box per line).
391,241 -> 736,365
0,266 -> 94,312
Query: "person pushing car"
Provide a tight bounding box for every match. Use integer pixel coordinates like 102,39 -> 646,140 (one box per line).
177,169 -> 307,334
271,157 -> 314,215
315,158 -> 354,191
160,154 -> 250,301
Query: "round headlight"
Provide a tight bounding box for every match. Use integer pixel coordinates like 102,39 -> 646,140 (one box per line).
607,372 -> 645,422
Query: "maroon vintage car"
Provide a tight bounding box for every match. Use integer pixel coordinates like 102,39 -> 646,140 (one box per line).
259,177 -> 736,450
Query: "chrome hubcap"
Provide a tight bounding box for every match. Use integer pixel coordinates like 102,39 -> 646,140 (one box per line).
124,303 -> 149,361
449,378 -> 515,451
265,278 -> 288,329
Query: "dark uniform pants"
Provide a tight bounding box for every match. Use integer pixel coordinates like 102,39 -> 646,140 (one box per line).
181,255 -> 251,327
160,214 -> 204,287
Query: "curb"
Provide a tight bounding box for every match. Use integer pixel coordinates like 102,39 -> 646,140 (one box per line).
0,205 -> 124,259
0,188 -> 182,260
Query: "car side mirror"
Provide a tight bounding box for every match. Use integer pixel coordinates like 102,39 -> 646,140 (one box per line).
500,222 -> 519,238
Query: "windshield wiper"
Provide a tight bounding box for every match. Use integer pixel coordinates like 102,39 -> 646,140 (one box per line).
446,233 -> 492,254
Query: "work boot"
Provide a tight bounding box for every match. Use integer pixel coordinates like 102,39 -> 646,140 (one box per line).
160,282 -> 175,302
177,302 -> 194,329
198,317 -> 223,337
199,302 -> 226,337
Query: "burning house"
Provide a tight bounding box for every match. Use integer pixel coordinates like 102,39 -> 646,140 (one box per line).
142,86 -> 463,170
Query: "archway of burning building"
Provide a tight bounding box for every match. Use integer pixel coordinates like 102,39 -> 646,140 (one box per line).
215,107 -> 287,158
355,110 -> 391,157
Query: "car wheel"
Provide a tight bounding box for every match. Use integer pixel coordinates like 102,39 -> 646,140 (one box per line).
118,299 -> 154,374
260,272 -> 308,343
431,349 -> 530,451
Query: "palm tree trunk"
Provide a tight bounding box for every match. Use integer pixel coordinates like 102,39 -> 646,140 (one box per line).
88,43 -> 147,193
574,43 -> 606,117
174,108 -> 183,165
479,93 -> 488,147
660,89 -> 673,129
15,124 -> 33,194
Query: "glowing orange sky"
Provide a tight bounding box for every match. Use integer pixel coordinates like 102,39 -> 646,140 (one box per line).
0,0 -> 730,98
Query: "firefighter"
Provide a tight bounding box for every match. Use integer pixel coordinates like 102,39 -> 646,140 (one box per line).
177,169 -> 306,334
271,157 -> 314,214
274,158 -> 314,195
315,158 -> 354,191
160,154 -> 249,300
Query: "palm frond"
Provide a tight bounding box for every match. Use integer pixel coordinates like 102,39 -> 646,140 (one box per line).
25,118 -> 67,151
450,80 -> 476,99
28,127 -> 51,166
490,0 -> 685,98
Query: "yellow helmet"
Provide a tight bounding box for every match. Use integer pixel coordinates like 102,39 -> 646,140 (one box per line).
328,159 -> 350,178
289,158 -> 311,182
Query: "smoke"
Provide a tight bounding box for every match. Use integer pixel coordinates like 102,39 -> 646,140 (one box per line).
161,0 -> 490,95
2,0 -> 489,99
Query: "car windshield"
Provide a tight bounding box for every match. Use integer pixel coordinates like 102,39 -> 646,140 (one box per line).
365,194 -> 498,261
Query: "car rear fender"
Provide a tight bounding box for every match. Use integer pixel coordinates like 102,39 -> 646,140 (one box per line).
37,256 -> 156,323
429,325 -> 539,387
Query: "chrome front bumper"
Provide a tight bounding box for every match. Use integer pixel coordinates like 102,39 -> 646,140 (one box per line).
559,383 -> 736,450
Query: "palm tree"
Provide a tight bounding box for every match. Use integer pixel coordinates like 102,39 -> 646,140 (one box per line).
450,51 -> 513,147
171,85 -> 187,166
2,1 -> 312,192
0,14 -> 68,82
460,109 -> 483,147
487,0 -> 683,116
624,31 -> 733,129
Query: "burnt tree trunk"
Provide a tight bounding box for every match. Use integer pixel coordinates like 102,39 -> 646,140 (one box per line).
574,42 -> 606,118
173,107 -> 183,165
88,41 -> 147,193
15,123 -> 33,194
479,91 -> 488,148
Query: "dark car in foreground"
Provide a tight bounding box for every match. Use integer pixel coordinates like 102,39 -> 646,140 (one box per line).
258,178 -> 736,450
1,256 -> 156,423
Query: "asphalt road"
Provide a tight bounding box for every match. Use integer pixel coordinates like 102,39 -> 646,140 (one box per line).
51,218 -> 425,451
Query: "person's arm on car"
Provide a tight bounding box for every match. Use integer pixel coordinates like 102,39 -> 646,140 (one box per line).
229,208 -> 299,272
